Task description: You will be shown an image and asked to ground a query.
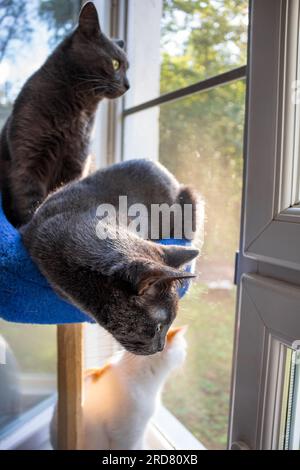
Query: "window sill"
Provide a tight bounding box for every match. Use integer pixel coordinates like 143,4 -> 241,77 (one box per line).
0,395 -> 55,450
0,398 -> 205,451
148,405 -> 206,451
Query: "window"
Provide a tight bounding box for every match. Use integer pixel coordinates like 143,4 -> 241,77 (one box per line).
230,274 -> 300,450
159,82 -> 245,449
0,0 -> 81,448
230,0 -> 300,450
288,353 -> 300,450
0,0 -> 250,450
279,349 -> 300,450
125,0 -> 248,107
120,0 -> 248,450
0,322 -> 56,435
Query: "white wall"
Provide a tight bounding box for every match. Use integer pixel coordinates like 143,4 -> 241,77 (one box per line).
123,0 -> 163,161
91,0 -> 111,168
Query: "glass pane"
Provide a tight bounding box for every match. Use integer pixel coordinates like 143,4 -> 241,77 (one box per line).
123,82 -> 245,449
159,81 -> 245,449
0,322 -> 57,432
125,0 -> 248,108
0,0 -> 80,440
279,348 -> 300,450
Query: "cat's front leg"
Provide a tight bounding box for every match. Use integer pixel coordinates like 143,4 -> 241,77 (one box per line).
10,175 -> 47,227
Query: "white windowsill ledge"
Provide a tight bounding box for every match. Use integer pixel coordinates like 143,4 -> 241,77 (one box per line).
148,405 -> 206,451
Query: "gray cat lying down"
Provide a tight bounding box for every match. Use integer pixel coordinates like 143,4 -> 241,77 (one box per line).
21,159 -> 200,355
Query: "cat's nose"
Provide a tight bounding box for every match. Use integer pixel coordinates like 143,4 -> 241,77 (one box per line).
124,78 -> 130,90
157,338 -> 165,352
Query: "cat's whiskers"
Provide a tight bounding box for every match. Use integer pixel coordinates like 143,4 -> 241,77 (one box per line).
85,346 -> 124,356
78,73 -> 110,80
119,354 -> 140,366
75,76 -> 111,86
85,346 -> 123,355
77,76 -> 120,89
85,347 -> 152,366
76,79 -> 108,86
75,83 -> 108,92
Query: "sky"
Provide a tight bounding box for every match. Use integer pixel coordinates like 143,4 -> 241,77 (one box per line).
0,17 -> 51,101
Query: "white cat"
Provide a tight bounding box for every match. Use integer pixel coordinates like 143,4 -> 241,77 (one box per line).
51,326 -> 187,450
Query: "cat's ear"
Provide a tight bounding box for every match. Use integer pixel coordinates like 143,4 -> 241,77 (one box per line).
167,326 -> 188,342
79,2 -> 101,37
111,258 -> 196,296
131,263 -> 196,296
114,39 -> 125,49
163,245 -> 199,269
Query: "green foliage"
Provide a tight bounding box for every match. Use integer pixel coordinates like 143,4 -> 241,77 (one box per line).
160,81 -> 245,262
161,0 -> 248,89
0,321 -> 57,373
160,0 -> 247,262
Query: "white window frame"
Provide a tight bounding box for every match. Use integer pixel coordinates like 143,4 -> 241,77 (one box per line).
243,0 -> 300,270
230,0 -> 300,450
229,273 -> 300,450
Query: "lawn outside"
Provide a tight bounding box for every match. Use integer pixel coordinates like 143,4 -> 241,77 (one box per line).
163,283 -> 236,450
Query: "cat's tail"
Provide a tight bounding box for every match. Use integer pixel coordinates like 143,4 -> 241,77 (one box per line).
175,185 -> 204,244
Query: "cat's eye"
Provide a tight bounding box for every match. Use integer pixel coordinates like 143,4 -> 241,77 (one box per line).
156,323 -> 162,333
112,59 -> 120,71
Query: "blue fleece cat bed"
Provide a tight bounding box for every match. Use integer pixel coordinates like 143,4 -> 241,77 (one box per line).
0,196 -> 93,324
0,196 -> 193,325
158,238 -> 195,298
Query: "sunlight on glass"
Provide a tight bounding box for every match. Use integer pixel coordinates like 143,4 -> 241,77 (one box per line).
125,0 -> 248,108
160,81 -> 245,449
161,0 -> 248,94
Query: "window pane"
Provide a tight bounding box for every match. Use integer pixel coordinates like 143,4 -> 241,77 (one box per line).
0,0 -> 80,119
125,0 -> 248,109
0,0 -> 80,441
0,322 -> 56,432
123,81 -> 245,448
159,81 -> 245,449
279,348 -> 300,450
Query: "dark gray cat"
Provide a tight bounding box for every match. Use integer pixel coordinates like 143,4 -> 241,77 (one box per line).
0,2 -> 129,228
21,159 -> 200,355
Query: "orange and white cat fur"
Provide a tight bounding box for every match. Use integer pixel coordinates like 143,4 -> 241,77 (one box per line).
51,327 -> 186,450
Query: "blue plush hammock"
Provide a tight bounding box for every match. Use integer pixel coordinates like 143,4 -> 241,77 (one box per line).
0,197 -> 193,325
